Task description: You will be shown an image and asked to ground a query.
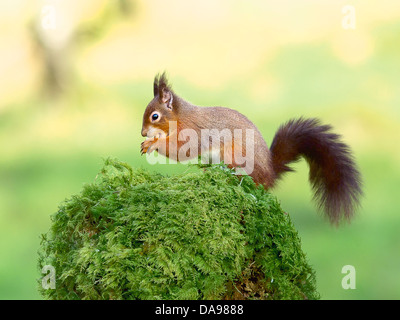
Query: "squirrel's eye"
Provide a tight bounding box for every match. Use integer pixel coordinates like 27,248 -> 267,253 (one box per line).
151,113 -> 160,121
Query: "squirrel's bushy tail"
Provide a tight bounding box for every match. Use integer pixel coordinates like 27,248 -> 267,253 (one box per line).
270,118 -> 363,225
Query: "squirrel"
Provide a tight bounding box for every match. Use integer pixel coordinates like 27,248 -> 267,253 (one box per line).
141,73 -> 363,225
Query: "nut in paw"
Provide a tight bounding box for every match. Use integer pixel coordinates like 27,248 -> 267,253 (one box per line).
141,138 -> 157,155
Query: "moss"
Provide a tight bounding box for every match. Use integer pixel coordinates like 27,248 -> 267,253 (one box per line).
38,158 -> 319,300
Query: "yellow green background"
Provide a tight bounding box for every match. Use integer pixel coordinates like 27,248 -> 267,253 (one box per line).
0,0 -> 399,299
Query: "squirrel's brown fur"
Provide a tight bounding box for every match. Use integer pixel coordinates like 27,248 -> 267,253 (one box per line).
141,73 -> 363,225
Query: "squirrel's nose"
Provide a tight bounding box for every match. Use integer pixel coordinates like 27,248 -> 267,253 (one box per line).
141,128 -> 147,137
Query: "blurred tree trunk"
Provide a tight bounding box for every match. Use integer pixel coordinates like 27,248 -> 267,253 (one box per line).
31,1 -> 135,99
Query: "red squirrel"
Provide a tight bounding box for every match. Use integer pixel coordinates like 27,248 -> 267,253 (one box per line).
141,73 -> 363,225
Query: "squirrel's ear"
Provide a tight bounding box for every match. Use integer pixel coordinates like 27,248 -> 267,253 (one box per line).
158,72 -> 173,109
160,87 -> 173,110
154,72 -> 173,109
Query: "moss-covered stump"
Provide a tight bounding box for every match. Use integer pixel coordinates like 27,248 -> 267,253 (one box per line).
38,158 -> 319,300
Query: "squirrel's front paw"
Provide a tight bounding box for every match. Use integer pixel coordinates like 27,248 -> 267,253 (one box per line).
141,138 -> 158,155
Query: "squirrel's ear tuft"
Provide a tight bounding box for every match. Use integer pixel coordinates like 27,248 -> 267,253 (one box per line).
155,72 -> 173,109
153,74 -> 159,97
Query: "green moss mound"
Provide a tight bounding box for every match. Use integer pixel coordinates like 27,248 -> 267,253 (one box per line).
38,158 -> 319,300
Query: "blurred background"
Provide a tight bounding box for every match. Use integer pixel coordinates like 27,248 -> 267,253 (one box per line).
0,0 -> 399,299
